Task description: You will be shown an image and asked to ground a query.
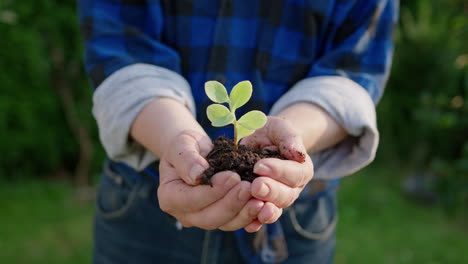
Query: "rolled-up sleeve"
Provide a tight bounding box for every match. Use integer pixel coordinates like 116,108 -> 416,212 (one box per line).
78,0 -> 195,169
270,0 -> 398,179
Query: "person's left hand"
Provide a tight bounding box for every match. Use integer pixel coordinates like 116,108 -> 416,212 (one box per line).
241,116 -> 314,224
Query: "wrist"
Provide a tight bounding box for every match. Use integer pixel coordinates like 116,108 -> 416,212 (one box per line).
276,102 -> 347,154
130,97 -> 206,157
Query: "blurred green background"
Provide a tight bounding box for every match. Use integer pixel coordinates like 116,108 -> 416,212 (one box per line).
0,0 -> 466,263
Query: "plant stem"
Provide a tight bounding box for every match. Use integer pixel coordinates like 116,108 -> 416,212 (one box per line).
233,121 -> 238,151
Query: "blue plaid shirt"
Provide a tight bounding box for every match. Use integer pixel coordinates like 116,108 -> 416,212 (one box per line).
79,0 -> 397,263
79,0 -> 396,138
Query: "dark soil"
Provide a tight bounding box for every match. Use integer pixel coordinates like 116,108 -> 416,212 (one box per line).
200,136 -> 286,185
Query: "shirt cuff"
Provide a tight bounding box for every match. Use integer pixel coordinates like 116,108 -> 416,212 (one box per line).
269,76 -> 379,180
92,63 -> 195,170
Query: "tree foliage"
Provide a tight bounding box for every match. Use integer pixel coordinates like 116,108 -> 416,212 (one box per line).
0,0 -> 103,184
379,0 -> 467,214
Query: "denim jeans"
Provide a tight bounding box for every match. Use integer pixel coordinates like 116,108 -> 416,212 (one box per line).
93,161 -> 337,264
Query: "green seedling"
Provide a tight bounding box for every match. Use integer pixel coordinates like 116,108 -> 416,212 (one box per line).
205,80 -> 267,150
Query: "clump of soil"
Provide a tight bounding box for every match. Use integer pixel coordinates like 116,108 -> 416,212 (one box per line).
200,136 -> 286,185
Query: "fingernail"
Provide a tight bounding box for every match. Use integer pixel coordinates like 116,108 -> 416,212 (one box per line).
265,214 -> 277,224
259,205 -> 279,224
245,221 -> 263,233
256,183 -> 270,198
249,201 -> 264,216
224,174 -> 239,190
189,164 -> 205,183
254,163 -> 271,176
238,183 -> 251,201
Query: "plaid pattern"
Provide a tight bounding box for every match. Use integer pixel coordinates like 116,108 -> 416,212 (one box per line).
79,0 -> 397,263
79,0 -> 397,139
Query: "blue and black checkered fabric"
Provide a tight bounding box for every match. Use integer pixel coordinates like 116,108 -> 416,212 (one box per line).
79,0 -> 397,139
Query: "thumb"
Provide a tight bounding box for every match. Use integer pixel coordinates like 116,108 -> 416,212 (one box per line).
166,131 -> 213,185
267,118 -> 307,163
276,133 -> 306,163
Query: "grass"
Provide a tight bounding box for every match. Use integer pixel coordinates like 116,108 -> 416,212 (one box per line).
335,165 -> 468,264
0,166 -> 466,263
0,180 -> 93,264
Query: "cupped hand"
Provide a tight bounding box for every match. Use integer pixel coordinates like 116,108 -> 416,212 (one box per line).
157,130 -> 264,232
241,117 -> 314,224
162,130 -> 213,185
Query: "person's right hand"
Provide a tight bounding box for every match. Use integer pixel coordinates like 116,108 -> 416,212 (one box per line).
157,130 -> 264,232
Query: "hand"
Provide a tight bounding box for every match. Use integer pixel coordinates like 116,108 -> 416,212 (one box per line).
162,130 -> 213,185
241,117 -> 314,224
158,130 -> 264,232
131,99 -> 267,231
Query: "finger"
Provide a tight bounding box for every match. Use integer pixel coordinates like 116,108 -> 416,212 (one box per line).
265,118 -> 306,163
158,160 -> 240,214
257,202 -> 283,224
244,220 -> 263,233
167,131 -> 213,185
219,199 -> 264,231
253,156 -> 313,188
251,176 -> 302,208
242,117 -> 306,163
183,181 -> 253,229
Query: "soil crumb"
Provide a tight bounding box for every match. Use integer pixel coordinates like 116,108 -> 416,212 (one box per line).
200,136 -> 285,185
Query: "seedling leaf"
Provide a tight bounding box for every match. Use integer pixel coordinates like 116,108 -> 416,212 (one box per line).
236,124 -> 256,144
205,81 -> 230,103
207,104 -> 235,127
204,80 -> 267,150
229,81 -> 252,111
238,110 -> 267,130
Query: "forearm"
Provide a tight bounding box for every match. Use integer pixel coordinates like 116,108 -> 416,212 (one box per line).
130,97 -> 205,158
276,102 -> 347,154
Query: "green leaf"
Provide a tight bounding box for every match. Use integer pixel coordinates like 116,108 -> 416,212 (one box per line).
229,81 -> 252,111
206,104 -> 235,127
237,110 -> 267,130
236,124 -> 255,144
205,81 -> 230,103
